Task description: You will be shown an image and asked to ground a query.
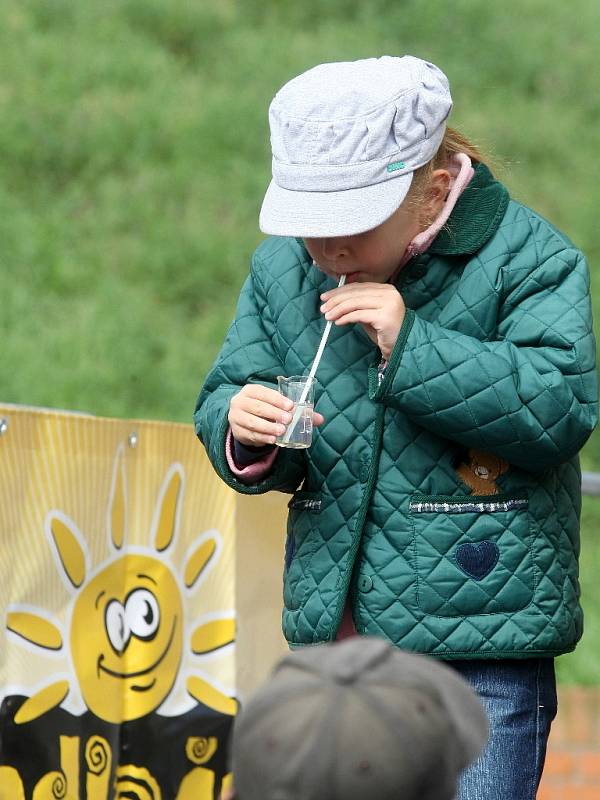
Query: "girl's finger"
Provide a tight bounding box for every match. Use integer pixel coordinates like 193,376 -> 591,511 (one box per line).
229,425 -> 277,446
321,288 -> 389,313
240,384 -> 294,411
230,411 -> 286,444
321,287 -> 378,304
332,309 -> 380,328
313,412 -> 325,426
323,296 -> 382,320
235,396 -> 293,424
320,281 -> 383,300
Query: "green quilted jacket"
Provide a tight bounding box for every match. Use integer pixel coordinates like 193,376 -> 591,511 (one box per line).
195,165 -> 598,658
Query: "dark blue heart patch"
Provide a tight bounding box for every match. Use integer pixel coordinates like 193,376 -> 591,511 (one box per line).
455,541 -> 499,580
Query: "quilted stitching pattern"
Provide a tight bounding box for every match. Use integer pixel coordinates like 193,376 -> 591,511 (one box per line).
375,207 -> 597,472
195,191 -> 597,658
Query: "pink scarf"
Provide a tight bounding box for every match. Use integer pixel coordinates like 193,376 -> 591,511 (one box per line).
394,152 -> 475,277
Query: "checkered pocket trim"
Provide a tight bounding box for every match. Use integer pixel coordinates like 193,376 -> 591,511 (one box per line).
410,498 -> 528,514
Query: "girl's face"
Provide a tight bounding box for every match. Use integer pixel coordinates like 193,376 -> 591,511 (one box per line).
303,198 -> 422,284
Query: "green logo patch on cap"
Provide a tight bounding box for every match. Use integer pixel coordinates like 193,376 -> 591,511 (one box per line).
387,161 -> 406,172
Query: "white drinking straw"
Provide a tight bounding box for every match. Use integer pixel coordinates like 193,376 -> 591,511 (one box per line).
303,272 -> 347,397
281,274 -> 346,442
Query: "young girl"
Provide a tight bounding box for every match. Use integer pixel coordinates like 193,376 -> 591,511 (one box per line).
194,56 -> 598,800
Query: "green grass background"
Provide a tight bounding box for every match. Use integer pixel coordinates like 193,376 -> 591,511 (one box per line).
1,0 -> 598,682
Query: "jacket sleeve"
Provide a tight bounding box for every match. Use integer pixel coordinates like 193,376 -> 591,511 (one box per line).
193,253 -> 306,494
369,247 -> 598,472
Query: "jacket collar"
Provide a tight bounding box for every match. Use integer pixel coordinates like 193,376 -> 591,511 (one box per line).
427,162 -> 510,256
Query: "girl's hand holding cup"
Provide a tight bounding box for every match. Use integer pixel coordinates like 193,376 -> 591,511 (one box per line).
229,384 -> 325,446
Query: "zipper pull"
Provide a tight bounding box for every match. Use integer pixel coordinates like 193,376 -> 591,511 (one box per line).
378,358 -> 387,386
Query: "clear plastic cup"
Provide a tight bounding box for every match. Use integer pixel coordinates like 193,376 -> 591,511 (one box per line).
276,376 -> 314,449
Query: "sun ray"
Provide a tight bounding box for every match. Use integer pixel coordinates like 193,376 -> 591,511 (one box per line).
46,512 -> 88,589
184,536 -> 217,589
153,465 -> 183,553
108,445 -> 126,550
15,681 -> 70,725
6,610 -> 63,651
190,619 -> 235,655
186,676 -> 237,717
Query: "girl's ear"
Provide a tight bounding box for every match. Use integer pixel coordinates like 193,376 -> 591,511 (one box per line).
420,169 -> 451,228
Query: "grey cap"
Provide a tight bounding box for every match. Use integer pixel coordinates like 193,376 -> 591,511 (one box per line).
231,637 -> 488,800
259,56 -> 452,238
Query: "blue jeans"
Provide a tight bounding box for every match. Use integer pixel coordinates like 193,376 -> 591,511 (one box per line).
447,658 -> 557,800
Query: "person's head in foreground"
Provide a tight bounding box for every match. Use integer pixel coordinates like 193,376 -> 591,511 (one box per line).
225,637 -> 488,800
259,55 -> 477,284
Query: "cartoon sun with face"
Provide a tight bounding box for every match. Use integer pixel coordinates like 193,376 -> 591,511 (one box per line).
5,447 -> 236,725
70,552 -> 185,722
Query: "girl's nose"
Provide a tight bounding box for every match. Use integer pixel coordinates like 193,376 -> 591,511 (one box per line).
321,237 -> 350,261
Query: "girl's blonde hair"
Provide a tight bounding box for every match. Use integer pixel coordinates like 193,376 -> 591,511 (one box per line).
431,126 -> 487,168
408,126 -> 493,209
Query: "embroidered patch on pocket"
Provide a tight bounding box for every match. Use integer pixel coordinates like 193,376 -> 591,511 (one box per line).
455,541 -> 500,580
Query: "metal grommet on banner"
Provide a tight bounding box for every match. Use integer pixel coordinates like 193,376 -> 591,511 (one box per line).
127,432 -> 138,449
0,418 -> 8,436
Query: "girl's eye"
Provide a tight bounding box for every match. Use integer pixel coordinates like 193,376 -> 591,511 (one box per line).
125,589 -> 160,640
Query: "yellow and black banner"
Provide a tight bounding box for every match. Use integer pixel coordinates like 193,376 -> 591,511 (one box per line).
0,405 -> 247,799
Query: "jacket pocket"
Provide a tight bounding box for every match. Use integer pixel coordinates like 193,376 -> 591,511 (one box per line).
283,491 -> 321,612
409,494 -> 535,617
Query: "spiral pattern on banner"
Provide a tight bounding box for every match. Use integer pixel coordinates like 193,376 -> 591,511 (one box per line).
114,765 -> 161,800
85,736 -> 110,776
51,774 -> 67,800
186,736 -> 218,765
32,772 -> 66,800
32,770 -> 68,799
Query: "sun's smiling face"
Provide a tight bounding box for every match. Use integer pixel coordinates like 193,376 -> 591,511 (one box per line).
71,554 -> 183,722
6,451 -> 238,728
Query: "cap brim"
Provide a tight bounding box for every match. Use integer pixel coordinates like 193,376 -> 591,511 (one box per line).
259,173 -> 413,238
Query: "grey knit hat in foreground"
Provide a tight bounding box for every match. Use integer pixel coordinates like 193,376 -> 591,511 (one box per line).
231,637 -> 488,800
259,55 -> 452,238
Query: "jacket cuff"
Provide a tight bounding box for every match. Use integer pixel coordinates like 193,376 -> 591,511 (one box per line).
368,308 -> 416,401
211,414 -> 302,495
232,436 -> 277,467
225,428 -> 278,484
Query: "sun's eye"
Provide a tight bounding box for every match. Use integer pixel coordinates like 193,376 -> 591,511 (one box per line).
105,600 -> 130,655
125,589 -> 160,641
